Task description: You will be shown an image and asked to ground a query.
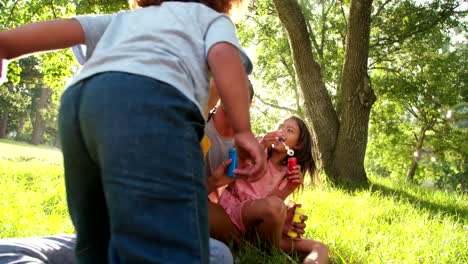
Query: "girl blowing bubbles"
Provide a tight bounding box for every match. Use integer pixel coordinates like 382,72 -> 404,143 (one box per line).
0,0 -> 266,263
218,116 -> 329,264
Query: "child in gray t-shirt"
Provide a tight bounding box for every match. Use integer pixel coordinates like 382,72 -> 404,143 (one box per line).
0,1 -> 266,263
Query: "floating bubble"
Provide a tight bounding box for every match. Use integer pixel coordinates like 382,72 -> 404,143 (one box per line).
446,102 -> 468,130
413,149 -> 434,164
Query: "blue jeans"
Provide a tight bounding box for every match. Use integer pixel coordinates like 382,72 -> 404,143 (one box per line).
0,236 -> 231,264
58,72 -> 208,263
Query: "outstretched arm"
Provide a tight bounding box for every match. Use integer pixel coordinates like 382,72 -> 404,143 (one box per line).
0,19 -> 84,83
0,19 -> 84,60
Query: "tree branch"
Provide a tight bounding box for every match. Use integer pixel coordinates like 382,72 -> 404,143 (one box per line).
404,104 -> 419,120
307,21 -> 321,57
254,94 -> 297,113
50,0 -> 57,19
279,55 -> 303,114
7,0 -> 19,26
279,55 -> 295,80
319,0 -> 335,59
371,4 -> 460,48
320,0 -> 326,59
339,0 -> 347,47
372,0 -> 395,20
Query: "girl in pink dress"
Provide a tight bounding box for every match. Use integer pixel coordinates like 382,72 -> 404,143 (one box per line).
218,116 -> 329,264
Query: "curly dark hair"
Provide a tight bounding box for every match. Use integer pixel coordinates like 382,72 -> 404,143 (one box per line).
128,0 -> 248,14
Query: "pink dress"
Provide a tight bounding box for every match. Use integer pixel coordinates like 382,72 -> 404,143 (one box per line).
218,160 -> 288,232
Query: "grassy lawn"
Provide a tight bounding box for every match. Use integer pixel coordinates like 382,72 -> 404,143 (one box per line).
1,139 -> 467,263
0,139 -> 73,238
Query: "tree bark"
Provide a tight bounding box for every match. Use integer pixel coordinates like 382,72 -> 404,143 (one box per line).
328,0 -> 375,186
0,111 -> 8,138
15,116 -> 25,140
272,0 -> 339,170
406,126 -> 428,182
406,158 -> 419,183
274,0 -> 375,187
31,87 -> 52,145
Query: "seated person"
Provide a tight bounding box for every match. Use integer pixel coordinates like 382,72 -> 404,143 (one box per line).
0,235 -> 233,264
212,116 -> 329,264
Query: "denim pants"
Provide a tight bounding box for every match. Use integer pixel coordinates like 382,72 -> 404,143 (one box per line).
0,236 -> 231,264
58,72 -> 208,263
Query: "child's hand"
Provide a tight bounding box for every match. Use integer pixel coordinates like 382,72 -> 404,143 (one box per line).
211,159 -> 235,187
283,203 -> 307,239
0,59 -> 7,85
207,159 -> 235,193
259,130 -> 285,150
287,164 -> 303,185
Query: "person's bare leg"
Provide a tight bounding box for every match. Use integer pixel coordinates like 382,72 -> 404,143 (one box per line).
242,196 -> 287,247
208,202 -> 241,245
281,237 -> 329,264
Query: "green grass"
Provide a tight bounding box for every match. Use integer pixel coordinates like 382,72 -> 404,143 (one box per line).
295,180 -> 468,264
1,139 -> 467,263
0,139 -> 73,238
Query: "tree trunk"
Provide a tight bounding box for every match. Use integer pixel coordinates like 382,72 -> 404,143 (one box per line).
15,116 -> 25,140
272,0 -> 339,170
0,111 -> 8,138
53,134 -> 60,148
274,0 -> 375,187
406,158 -> 419,182
406,126 -> 428,182
31,87 -> 52,145
328,0 -> 375,187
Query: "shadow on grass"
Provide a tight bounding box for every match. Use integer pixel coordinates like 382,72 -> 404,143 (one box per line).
369,183 -> 468,221
232,237 -> 351,264
232,240 -> 349,264
232,238 -> 303,264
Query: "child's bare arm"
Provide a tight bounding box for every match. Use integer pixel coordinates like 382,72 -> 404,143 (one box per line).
208,42 -> 266,179
270,167 -> 303,199
0,19 -> 84,60
208,42 -> 250,134
269,185 -> 295,200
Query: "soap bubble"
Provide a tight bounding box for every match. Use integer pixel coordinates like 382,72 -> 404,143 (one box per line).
446,102 -> 468,130
413,149 -> 434,164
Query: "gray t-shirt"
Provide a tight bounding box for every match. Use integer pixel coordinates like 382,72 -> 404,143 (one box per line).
205,117 -> 234,178
70,2 -> 251,116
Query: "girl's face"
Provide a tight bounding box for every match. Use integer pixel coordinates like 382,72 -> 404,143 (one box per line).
277,118 -> 301,151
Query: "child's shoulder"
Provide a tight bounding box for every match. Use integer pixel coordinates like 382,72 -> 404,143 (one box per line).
136,2 -> 221,15
126,2 -> 227,25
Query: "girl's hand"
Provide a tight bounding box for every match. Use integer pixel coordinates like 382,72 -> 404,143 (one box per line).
287,164 -> 303,186
283,203 -> 308,239
207,159 -> 235,193
259,130 -> 285,150
0,59 -> 6,85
